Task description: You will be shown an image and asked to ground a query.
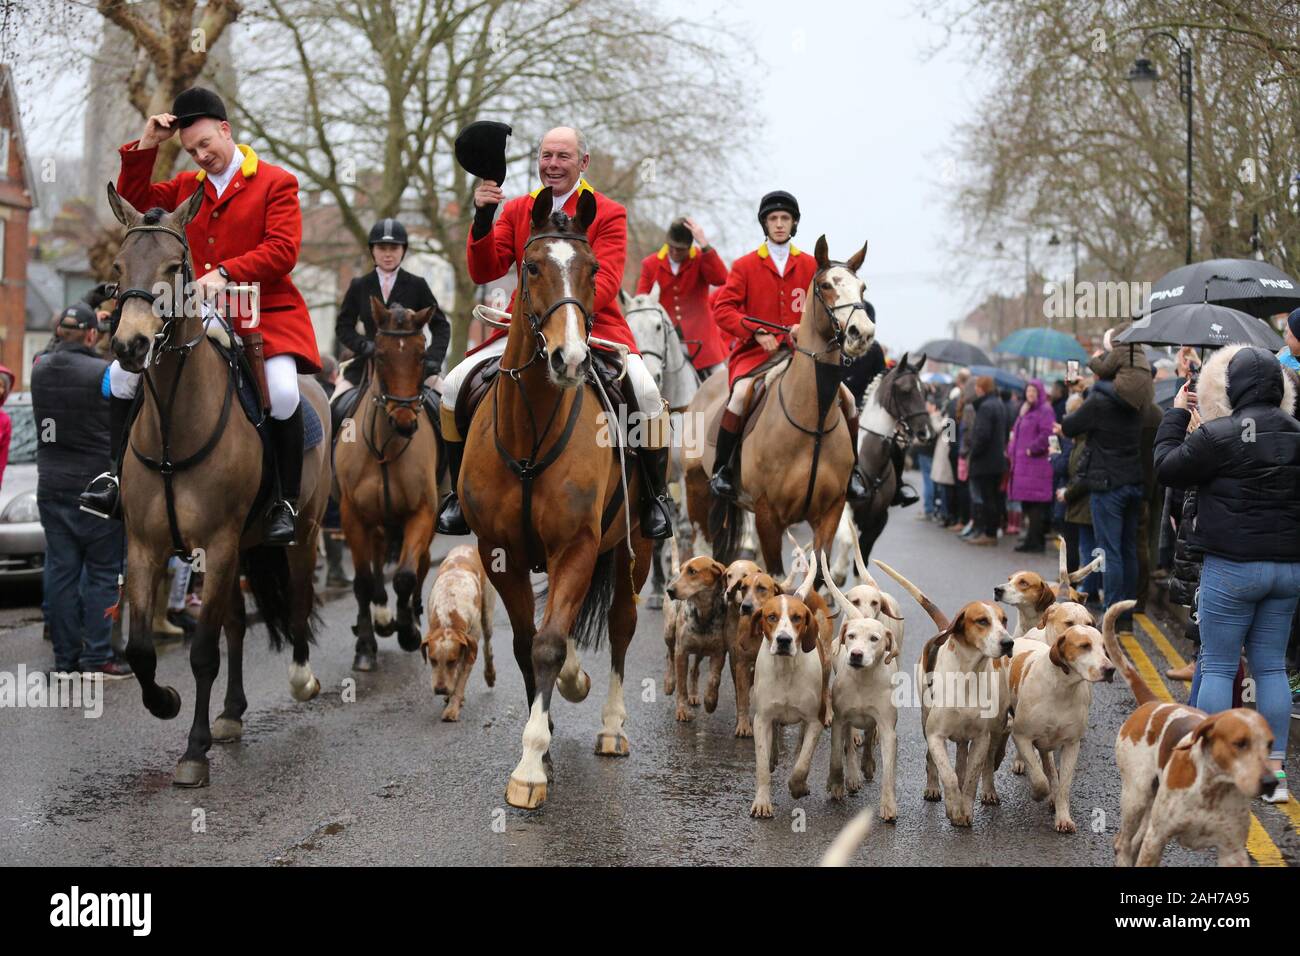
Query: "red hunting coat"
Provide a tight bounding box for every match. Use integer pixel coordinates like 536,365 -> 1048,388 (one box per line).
712,242 -> 817,386
116,141 -> 321,373
466,180 -> 638,356
636,244 -> 729,370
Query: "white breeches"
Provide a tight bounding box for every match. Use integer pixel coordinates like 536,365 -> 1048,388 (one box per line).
109,354 -> 301,420
440,340 -> 664,418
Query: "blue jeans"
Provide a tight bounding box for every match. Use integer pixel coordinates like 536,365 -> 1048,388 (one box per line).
1076,523 -> 1103,601
38,494 -> 124,670
916,453 -> 935,515
1090,483 -> 1142,607
1195,554 -> 1299,761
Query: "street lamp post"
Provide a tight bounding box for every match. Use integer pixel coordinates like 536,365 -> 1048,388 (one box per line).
1049,231 -> 1081,337
1128,33 -> 1194,265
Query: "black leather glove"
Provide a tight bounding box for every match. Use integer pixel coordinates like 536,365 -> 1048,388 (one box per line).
471,203 -> 498,241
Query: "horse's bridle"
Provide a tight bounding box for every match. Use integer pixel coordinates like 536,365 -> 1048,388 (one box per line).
115,220 -> 240,559
797,263 -> 870,362
369,325 -> 425,428
499,232 -> 596,379
623,305 -> 697,384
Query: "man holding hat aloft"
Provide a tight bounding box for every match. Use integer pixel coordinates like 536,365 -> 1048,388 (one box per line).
80,87 -> 319,545
635,217 -> 729,376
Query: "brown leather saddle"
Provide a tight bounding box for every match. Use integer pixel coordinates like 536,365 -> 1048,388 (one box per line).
705,351 -> 790,446
456,349 -> 637,449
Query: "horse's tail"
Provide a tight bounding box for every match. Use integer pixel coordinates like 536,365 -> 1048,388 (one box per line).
707,495 -> 743,565
241,545 -> 311,652
571,547 -> 616,651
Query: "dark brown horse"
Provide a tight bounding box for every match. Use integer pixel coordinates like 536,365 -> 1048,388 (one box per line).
106,184 -> 331,787
334,299 -> 438,671
849,353 -> 931,563
459,189 -> 652,810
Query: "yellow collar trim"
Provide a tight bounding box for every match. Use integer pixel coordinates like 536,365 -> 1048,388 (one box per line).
657,244 -> 698,260
530,177 -> 595,200
194,145 -> 259,183
757,241 -> 801,259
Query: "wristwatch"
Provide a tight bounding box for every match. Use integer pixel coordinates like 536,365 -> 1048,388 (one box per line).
217,265 -> 231,281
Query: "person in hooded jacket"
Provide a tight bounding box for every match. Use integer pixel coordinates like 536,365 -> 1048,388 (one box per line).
1059,357 -> 1143,626
1155,344 -> 1300,804
1007,378 -> 1055,552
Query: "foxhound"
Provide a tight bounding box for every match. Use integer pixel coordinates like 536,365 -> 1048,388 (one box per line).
1104,619 -> 1277,866
421,545 -> 495,722
663,544 -> 730,722
876,559 -> 1013,827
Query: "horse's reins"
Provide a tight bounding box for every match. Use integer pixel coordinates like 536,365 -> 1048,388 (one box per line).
493,231 -> 604,574
624,305 -> 699,382
773,263 -> 867,518
117,223 -> 239,560
363,322 -> 426,538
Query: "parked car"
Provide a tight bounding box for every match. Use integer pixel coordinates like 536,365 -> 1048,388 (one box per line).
0,391 -> 45,585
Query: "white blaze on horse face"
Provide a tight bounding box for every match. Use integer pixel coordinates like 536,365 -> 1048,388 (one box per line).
825,267 -> 875,359
546,239 -> 589,380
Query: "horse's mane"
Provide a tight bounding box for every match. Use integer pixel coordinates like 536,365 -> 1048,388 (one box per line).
863,369 -> 887,409
142,207 -> 167,225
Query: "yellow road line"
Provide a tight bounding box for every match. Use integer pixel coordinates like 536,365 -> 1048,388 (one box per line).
1119,634 -> 1287,866
1136,613 -> 1187,670
1134,615 -> 1300,838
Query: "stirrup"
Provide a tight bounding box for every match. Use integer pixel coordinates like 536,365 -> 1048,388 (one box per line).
709,466 -> 738,500
893,482 -> 920,508
265,499 -> 299,545
79,472 -> 120,519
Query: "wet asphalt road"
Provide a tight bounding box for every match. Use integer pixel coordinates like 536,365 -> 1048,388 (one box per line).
3,482 -> 1298,867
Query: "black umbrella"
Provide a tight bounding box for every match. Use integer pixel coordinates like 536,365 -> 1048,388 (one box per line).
1115,302 -> 1283,350
1146,258 -> 1300,318
917,338 -> 991,366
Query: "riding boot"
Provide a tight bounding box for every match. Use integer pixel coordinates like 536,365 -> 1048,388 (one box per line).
889,441 -> 919,508
709,412 -> 742,500
637,447 -> 675,540
324,532 -> 351,588
436,439 -> 471,535
80,395 -> 135,519
265,405 -> 304,546
844,412 -> 870,505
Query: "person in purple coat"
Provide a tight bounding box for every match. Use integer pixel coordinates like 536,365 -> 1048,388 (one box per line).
1008,378 -> 1056,553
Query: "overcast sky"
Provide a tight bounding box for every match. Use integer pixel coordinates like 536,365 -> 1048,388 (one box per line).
672,0 -> 999,356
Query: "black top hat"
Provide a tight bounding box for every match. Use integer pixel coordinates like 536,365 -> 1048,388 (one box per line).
171,87 -> 228,129
58,302 -> 97,330
454,121 -> 513,186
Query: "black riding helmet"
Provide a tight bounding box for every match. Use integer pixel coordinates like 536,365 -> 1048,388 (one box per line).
757,190 -> 800,238
368,217 -> 409,249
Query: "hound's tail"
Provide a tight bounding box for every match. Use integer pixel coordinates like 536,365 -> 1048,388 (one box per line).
1099,600 -> 1150,704
873,560 -> 948,631
820,808 -> 874,867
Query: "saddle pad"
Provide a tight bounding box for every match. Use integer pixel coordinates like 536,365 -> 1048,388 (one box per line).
302,398 -> 323,450
705,367 -> 779,446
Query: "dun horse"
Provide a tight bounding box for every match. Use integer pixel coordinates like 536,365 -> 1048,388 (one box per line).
106,184 -> 331,787
683,237 -> 875,575
849,353 -> 931,563
333,299 -> 439,671
459,190 -> 653,810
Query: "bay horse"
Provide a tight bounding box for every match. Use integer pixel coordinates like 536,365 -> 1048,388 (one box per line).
105,184 -> 331,787
682,236 -> 876,575
459,189 -> 653,810
621,286 -> 699,607
333,298 -> 439,671
848,353 -> 932,563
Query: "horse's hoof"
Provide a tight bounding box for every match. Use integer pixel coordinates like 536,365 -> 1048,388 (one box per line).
505,776 -> 547,810
150,685 -> 182,720
352,652 -> 376,672
173,759 -> 210,788
594,732 -> 630,757
557,669 -> 591,704
645,593 -> 663,610
289,674 -> 320,702
397,625 -> 421,653
210,717 -> 242,743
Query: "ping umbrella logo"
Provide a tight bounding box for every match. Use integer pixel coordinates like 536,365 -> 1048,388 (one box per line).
1210,322 -> 1225,337
49,886 -> 151,936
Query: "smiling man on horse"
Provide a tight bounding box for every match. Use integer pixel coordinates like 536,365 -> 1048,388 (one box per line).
80,87 -> 319,545
709,190 -> 870,504
436,125 -> 674,539
635,217 -> 729,378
